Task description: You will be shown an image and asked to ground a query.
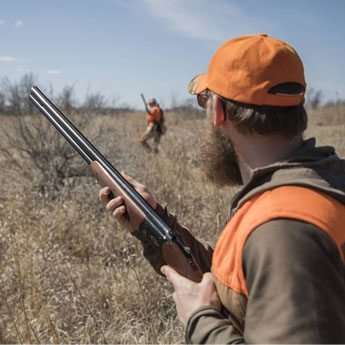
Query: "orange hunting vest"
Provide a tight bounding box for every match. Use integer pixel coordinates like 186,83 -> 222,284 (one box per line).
147,106 -> 162,127
212,186 -> 345,297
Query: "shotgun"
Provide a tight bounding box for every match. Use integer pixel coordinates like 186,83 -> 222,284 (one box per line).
140,93 -> 150,114
29,86 -> 203,283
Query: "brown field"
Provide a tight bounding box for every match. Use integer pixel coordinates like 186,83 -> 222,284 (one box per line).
0,104 -> 344,343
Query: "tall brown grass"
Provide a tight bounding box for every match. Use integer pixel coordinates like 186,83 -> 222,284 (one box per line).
0,104 -> 344,343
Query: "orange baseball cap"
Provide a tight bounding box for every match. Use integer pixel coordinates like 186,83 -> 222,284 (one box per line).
188,34 -> 306,106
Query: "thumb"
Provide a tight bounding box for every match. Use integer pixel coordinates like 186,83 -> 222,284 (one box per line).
161,265 -> 192,289
121,171 -> 143,189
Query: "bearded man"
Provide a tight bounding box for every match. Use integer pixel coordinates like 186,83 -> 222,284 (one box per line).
99,34 -> 345,343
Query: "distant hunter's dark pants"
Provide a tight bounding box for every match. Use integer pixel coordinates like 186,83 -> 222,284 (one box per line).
140,125 -> 161,151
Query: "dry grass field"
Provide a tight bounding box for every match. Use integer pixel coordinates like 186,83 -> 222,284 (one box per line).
0,103 -> 344,343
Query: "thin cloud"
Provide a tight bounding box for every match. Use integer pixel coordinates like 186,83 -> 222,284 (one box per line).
0,56 -> 18,62
17,68 -> 31,73
15,19 -> 23,27
0,19 -> 5,25
142,0 -> 254,42
46,69 -> 62,75
113,0 -> 256,42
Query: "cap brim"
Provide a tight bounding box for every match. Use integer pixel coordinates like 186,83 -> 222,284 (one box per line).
188,73 -> 207,95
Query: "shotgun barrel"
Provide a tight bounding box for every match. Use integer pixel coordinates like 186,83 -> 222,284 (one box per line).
140,93 -> 150,113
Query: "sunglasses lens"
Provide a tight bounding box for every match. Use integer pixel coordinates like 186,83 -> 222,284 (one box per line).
197,92 -> 208,108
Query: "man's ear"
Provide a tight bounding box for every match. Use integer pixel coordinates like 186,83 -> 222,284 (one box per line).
213,95 -> 226,127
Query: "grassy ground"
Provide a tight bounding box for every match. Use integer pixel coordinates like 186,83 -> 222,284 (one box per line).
0,104 -> 344,343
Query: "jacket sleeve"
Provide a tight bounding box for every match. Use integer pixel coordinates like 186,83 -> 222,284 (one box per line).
186,218 -> 345,344
135,203 -> 214,275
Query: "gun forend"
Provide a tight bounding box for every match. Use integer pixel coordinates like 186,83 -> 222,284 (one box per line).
90,161 -> 146,229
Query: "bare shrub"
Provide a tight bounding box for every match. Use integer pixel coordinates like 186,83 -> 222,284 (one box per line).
0,75 -> 122,118
305,87 -> 323,109
0,91 -> 5,113
57,85 -> 76,114
0,110 -> 104,198
81,90 -> 110,116
1,73 -> 37,115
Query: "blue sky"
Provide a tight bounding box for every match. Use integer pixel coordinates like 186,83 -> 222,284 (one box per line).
1,0 -> 345,109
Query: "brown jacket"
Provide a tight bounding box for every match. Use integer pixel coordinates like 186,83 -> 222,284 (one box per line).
141,138 -> 345,344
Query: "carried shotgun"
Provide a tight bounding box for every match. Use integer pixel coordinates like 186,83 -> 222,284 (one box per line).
140,93 -> 150,114
29,86 -> 203,283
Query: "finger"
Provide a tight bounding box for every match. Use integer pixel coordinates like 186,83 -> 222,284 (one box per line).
99,187 -> 111,204
161,265 -> 193,290
120,171 -> 157,210
200,272 -> 216,289
106,196 -> 124,212
201,272 -> 214,282
113,205 -> 127,219
121,171 -> 145,189
111,205 -> 131,230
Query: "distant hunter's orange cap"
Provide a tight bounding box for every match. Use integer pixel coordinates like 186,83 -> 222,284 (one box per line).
189,34 -> 306,106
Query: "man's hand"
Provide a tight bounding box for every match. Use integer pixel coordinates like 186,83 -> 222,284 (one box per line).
99,171 -> 157,232
161,265 -> 221,326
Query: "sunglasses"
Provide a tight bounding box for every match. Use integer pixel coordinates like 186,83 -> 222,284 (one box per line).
197,90 -> 210,109
197,90 -> 228,120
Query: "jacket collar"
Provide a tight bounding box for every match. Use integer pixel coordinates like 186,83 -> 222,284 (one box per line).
229,138 -> 345,216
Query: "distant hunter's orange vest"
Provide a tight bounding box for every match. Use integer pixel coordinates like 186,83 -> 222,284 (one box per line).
212,186 -> 345,297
